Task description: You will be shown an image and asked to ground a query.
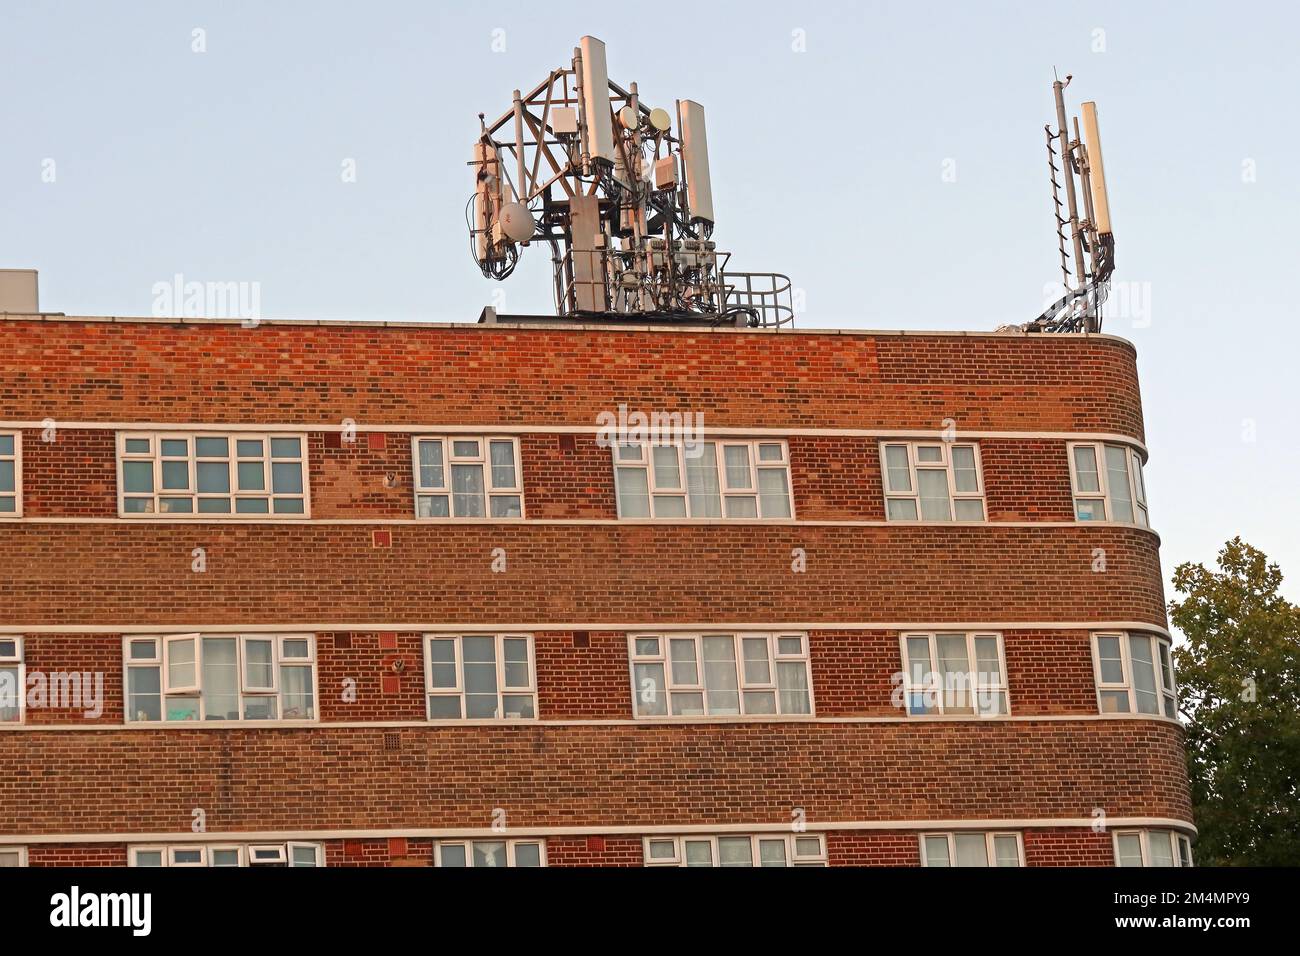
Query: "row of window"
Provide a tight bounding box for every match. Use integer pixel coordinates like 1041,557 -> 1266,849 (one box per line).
0,830 -> 1193,867
0,430 -> 1149,526
0,631 -> 1177,725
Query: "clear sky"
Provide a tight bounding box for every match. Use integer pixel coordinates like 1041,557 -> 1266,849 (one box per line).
3,1 -> 1297,608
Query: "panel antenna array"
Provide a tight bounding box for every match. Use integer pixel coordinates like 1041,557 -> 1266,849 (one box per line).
468,36 -> 794,327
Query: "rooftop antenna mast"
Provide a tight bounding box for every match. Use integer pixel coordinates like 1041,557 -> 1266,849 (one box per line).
466,36 -> 794,327
1014,71 -> 1115,333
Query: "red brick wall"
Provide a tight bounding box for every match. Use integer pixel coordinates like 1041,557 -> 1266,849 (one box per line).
0,524 -> 1166,626
18,428 -> 117,517
0,721 -> 1191,834
21,634 -> 123,724
546,836 -> 644,866
827,830 -> 923,865
982,438 -> 1077,521
522,434 -> 619,519
0,320 -> 1144,438
1023,827 -> 1116,866
26,844 -> 128,867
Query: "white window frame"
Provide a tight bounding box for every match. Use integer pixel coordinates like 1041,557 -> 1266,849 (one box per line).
128,842 -> 324,867
1067,441 -> 1148,526
627,631 -> 815,719
612,439 -> 795,520
899,632 -> 1010,717
1113,829 -> 1193,867
124,633 -> 318,724
423,633 -> 538,721
0,636 -> 25,725
0,846 -> 28,867
920,831 -> 1025,867
434,838 -> 547,867
116,431 -> 311,518
0,430 -> 21,518
1091,632 -> 1177,718
411,436 -> 525,520
643,833 -> 828,867
879,440 -> 986,522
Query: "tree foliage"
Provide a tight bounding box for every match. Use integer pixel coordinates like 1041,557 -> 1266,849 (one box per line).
1170,537 -> 1300,865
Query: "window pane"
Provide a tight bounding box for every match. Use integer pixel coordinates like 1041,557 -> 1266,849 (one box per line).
718,837 -> 753,867
1073,446 -> 1101,493
993,835 -> 1021,867
237,461 -> 265,491
235,498 -> 269,514
211,848 -> 241,867
270,438 -> 301,458
452,440 -> 480,458
160,438 -> 188,457
1100,689 -> 1130,713
684,443 -> 721,517
883,445 -> 911,492
954,833 -> 989,867
616,467 -> 650,517
669,639 -> 698,685
917,470 -> 952,521
462,636 -> 498,717
127,666 -> 162,721
514,843 -> 542,867
195,437 -> 229,457
777,660 -> 811,714
1129,636 -> 1159,714
702,636 -> 739,714
439,844 -> 467,867
417,495 -> 450,518
1116,833 -> 1144,866
1097,636 -> 1124,683
245,638 -> 274,689
924,836 -> 951,867
271,461 -> 303,495
0,460 -> 14,493
281,665 -> 314,719
428,695 -> 462,719
451,464 -> 485,517
936,635 -> 972,713
489,441 -> 516,488
652,445 -> 681,489
202,637 -> 240,720
974,637 -> 1001,682
758,443 -> 783,462
758,839 -> 788,866
134,850 -> 164,867
652,494 -> 687,517
723,495 -> 758,518
723,445 -> 752,489
503,638 -> 530,687
236,439 -> 263,457
906,636 -> 934,715
954,499 -> 984,521
1075,498 -> 1103,521
887,498 -> 918,520
417,440 -> 445,488
633,662 -> 667,716
951,446 -> 979,493
123,460 -> 154,493
502,694 -> 534,718
290,845 -> 319,867
684,841 -> 713,866
1105,445 -> 1134,522
1148,831 -> 1175,867
196,461 -> 230,493
670,691 -> 704,716
473,842 -> 507,867
168,638 -> 196,688
757,468 -> 792,518
634,637 -> 660,657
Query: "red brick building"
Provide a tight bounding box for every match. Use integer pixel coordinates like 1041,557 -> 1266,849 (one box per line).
0,313 -> 1193,868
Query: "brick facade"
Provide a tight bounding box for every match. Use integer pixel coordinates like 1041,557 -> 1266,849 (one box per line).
0,316 -> 1188,867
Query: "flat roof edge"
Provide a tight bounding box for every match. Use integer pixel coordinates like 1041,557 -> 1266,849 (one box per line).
0,312 -> 1138,349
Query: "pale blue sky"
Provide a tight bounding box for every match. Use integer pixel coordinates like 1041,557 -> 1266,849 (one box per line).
3,1 -> 1297,605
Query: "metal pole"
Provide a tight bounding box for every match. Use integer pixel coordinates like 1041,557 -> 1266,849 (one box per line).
1053,79 -> 1087,292
512,89 -> 527,204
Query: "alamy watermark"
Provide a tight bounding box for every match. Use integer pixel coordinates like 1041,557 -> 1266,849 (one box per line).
595,403 -> 705,455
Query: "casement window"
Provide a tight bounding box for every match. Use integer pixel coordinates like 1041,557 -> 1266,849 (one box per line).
921,832 -> 1024,867
1114,830 -> 1193,868
1092,632 -> 1177,718
643,834 -> 827,867
412,437 -> 523,518
0,637 -> 23,723
0,847 -> 26,867
124,634 -> 317,722
1068,441 -> 1148,525
901,632 -> 1009,716
129,843 -> 323,867
435,839 -> 545,867
880,441 -> 985,521
425,634 -> 536,720
612,440 -> 793,519
0,431 -> 20,516
117,432 -> 308,516
629,632 -> 813,718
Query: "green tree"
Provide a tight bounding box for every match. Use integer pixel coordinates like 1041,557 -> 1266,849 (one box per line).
1170,537 -> 1300,865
